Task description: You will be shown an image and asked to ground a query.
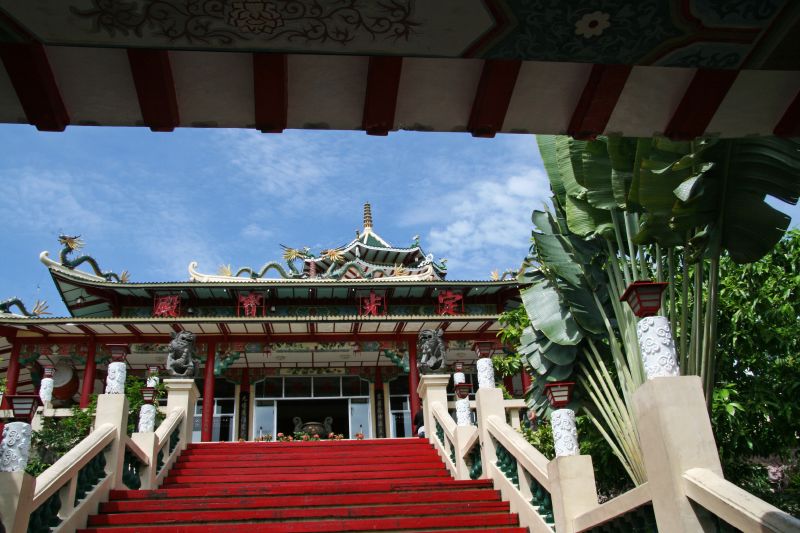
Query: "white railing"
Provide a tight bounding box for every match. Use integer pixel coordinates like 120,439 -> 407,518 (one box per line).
446,398 -> 525,428
486,414 -> 554,532
683,468 -> 800,532
418,374 -> 800,533
1,379 -> 199,533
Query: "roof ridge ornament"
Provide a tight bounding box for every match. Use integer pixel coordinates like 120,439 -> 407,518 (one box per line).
363,202 -> 373,230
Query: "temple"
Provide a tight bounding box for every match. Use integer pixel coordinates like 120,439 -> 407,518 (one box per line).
0,204 -> 521,442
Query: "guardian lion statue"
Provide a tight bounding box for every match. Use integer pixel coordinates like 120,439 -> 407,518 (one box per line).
417,328 -> 446,374
166,331 -> 197,378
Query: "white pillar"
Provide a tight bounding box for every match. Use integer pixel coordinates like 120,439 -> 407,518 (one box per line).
0,422 -> 33,472
105,362 -> 127,394
39,377 -> 54,406
551,408 -> 579,457
455,397 -> 471,426
476,357 -> 495,389
138,403 -> 157,433
637,316 -> 680,379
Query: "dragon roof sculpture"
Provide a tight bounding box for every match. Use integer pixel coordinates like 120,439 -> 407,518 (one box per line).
190,204 -> 448,283
39,235 -> 130,283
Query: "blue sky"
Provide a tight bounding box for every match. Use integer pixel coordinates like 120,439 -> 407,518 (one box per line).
0,126 -> 552,316
1,126 -> 797,318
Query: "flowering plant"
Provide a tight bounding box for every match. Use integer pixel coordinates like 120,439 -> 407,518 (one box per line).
328,432 -> 345,440
355,432 -> 365,440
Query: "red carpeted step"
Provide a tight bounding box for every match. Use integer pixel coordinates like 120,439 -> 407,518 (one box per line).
83,440 -> 521,532
89,501 -> 511,526
100,488 -> 503,513
79,512 -> 521,532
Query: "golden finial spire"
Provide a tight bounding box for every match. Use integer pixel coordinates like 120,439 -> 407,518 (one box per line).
363,202 -> 373,230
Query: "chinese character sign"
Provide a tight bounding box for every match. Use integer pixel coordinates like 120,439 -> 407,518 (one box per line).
360,291 -> 387,316
437,290 -> 463,315
153,295 -> 180,317
238,292 -> 264,317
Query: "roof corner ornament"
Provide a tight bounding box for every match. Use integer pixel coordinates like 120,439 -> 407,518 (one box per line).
0,297 -> 50,317
45,234 -> 130,282
490,268 -> 517,281
417,328 -> 447,374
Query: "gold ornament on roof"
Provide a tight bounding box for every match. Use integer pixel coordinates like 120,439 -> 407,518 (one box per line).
322,249 -> 345,263
32,300 -> 51,316
394,264 -> 409,276
363,203 -> 373,229
281,245 -> 309,262
218,264 -> 233,276
119,270 -> 130,283
59,235 -> 85,252
491,270 -> 499,281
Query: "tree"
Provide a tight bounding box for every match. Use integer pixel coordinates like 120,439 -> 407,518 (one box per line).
712,230 -> 800,514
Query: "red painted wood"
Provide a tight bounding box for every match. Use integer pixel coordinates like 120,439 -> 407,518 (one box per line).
520,370 -> 532,394
1,340 -> 21,409
170,460 -> 442,475
664,68 -> 739,140
200,341 -> 215,442
79,339 -> 96,408
127,49 -> 180,132
774,88 -> 800,137
467,59 -> 522,138
0,43 -> 69,131
408,340 -> 420,433
362,56 -> 403,136
568,64 -> 632,140
253,53 -> 287,133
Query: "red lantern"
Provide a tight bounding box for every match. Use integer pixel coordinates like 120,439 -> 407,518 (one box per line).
107,344 -> 130,363
619,281 -> 669,318
5,395 -> 41,423
455,382 -> 472,399
472,341 -> 499,358
543,382 -> 575,408
140,387 -> 157,405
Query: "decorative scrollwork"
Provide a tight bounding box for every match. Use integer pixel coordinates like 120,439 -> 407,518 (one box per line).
71,0 -> 419,46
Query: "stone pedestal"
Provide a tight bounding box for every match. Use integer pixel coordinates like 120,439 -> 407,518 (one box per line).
636,316 -> 679,379
455,397 -> 471,426
552,408 -> 579,457
416,374 -> 450,443
164,379 -> 199,449
634,377 -> 722,532
105,362 -> 127,394
474,386 -> 505,478
138,403 -> 157,433
548,455 -> 599,533
0,422 -> 32,472
0,471 -> 35,533
476,357 -> 495,389
94,393 -> 129,490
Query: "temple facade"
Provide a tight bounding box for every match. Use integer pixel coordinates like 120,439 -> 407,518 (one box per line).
0,204 -> 521,442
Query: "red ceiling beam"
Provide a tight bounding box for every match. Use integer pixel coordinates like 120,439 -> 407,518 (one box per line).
774,89 -> 800,137
124,324 -> 143,337
0,43 -> 69,131
362,56 -> 403,136
664,68 -> 739,140
567,64 -> 632,140
467,59 -> 521,138
253,53 -> 287,133
127,49 -> 180,132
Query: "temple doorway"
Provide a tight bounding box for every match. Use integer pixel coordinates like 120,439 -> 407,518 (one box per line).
276,399 -> 348,437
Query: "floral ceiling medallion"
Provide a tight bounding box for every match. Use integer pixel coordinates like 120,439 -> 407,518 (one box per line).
71,0 -> 419,46
574,11 -> 611,39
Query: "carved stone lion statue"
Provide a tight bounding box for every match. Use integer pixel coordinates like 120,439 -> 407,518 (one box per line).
166,331 -> 197,378
417,328 -> 446,374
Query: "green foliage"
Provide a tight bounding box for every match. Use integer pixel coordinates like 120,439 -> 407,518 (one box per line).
26,397 -> 97,477
711,230 -> 800,513
125,375 -> 166,436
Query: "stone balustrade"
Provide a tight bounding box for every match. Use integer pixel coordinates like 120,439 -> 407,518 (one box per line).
0,378 -> 198,533
417,373 -> 800,533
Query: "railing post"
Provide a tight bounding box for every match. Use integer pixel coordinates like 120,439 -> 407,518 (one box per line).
0,471 -> 35,533
164,378 -> 199,449
547,455 -> 599,533
416,374 -> 450,445
474,386 -> 505,479
633,376 -> 723,532
130,432 -> 158,489
94,393 -> 130,490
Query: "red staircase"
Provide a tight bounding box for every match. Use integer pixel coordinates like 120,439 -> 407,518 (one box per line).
79,438 -> 525,532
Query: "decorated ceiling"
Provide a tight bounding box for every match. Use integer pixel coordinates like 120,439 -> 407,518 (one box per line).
0,0 -> 796,69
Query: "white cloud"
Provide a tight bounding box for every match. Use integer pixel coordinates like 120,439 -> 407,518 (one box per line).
424,167 -> 551,279
241,223 -> 272,241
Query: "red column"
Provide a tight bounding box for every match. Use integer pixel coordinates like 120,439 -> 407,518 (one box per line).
201,341 -> 216,442
80,339 -> 97,408
2,338 -> 21,408
408,339 -> 420,435
504,376 -> 515,396
521,370 -> 532,396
